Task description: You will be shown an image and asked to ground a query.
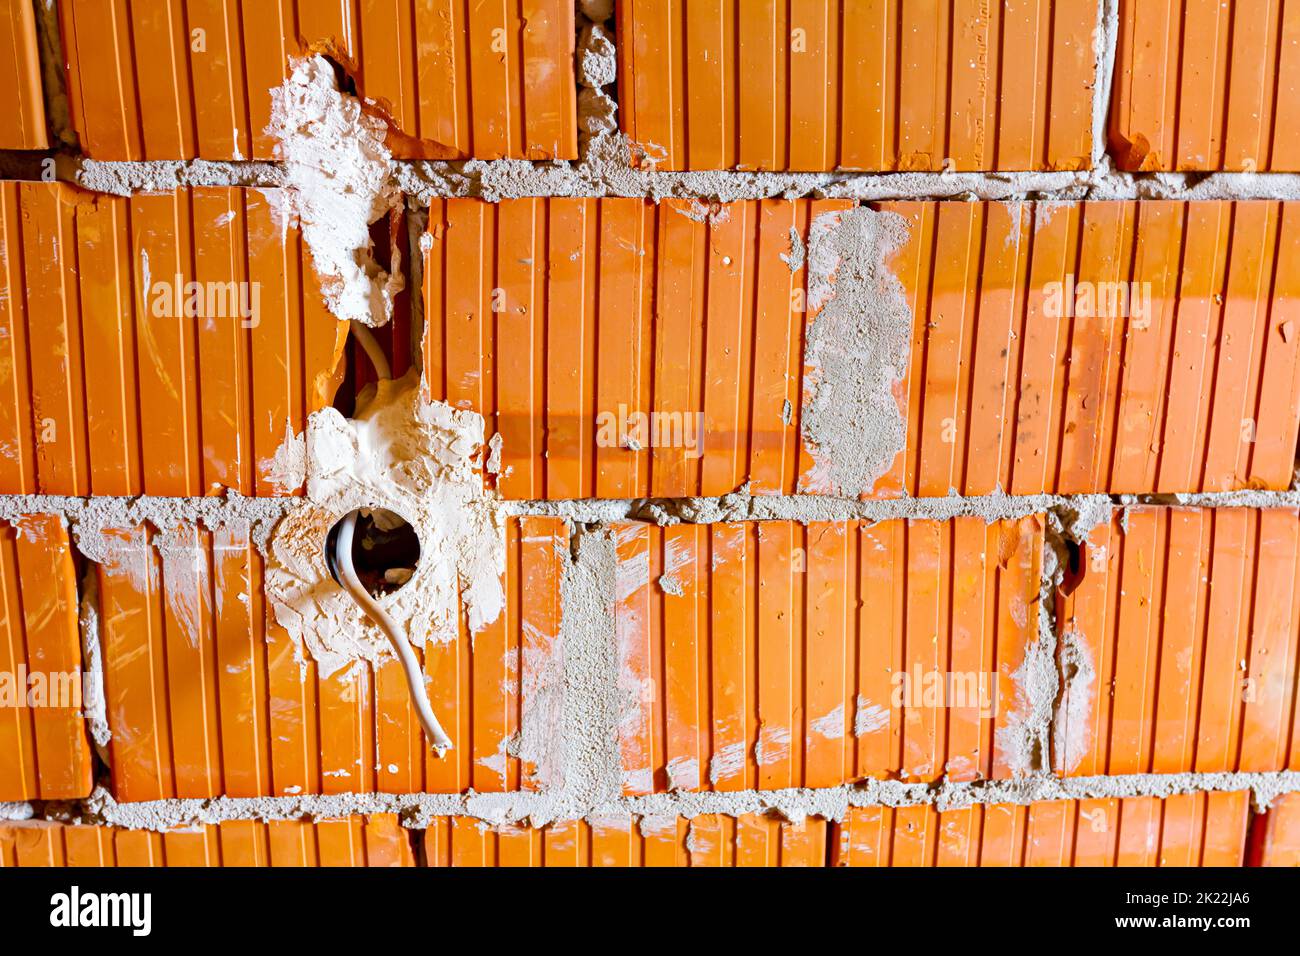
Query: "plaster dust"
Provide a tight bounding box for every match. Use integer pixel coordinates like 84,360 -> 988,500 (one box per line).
780,226 -> 805,272
267,55 -> 404,328
797,207 -> 912,497
264,370 -> 506,678
262,422 -> 307,494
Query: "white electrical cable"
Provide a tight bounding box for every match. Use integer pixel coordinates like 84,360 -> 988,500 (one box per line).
334,511 -> 453,754
349,320 -> 392,381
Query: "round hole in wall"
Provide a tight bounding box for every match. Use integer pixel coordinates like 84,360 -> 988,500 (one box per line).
324,507 -> 420,597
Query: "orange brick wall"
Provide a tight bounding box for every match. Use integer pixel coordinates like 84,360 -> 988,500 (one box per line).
57,0 -> 577,161
0,0 -> 1297,872
94,516 -> 565,801
423,813 -> 828,867
833,793 -> 1252,867
609,517 -> 1041,791
0,0 -> 47,150
615,0 -> 1096,172
423,197 -> 1300,499
0,815 -> 414,866
1257,792 -> 1300,865
0,514 -> 92,801
1110,0 -> 1300,171
1056,507 -> 1300,777
0,182 -> 345,497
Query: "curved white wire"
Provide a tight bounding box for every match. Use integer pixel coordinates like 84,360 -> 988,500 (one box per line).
349,320 -> 392,381
334,511 -> 452,754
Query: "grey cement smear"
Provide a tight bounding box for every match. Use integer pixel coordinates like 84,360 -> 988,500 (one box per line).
0,485 -> 1294,547
76,570 -> 112,762
0,494 -> 298,564
1090,0 -> 1120,168
798,207 -> 912,497
508,487 -> 1295,531
30,152 -> 1300,204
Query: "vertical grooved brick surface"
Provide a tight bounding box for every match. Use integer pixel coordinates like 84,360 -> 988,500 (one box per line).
0,816 -> 413,866
0,182 -> 346,497
0,514 -> 92,801
422,813 -> 828,866
56,0 -> 576,161
423,196 -> 849,499
1110,0 -> 1300,171
1055,507 -> 1300,777
94,516 -> 565,802
832,792 -> 1250,866
424,197 -> 1300,500
885,198 -> 1300,496
1258,792 -> 1300,865
0,0 -> 47,149
609,516 -> 1042,790
615,0 -> 1096,172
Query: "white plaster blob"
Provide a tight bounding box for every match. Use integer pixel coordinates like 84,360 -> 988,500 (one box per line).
265,370 -> 506,677
261,421 -> 307,494
267,55 -> 403,328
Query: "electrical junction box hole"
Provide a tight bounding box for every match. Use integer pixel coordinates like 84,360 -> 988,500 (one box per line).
324,507 -> 420,597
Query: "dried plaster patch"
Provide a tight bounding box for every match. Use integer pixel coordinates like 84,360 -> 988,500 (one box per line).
1052,625 -> 1096,774
799,207 -> 912,498
267,55 -> 403,327
264,371 -> 505,677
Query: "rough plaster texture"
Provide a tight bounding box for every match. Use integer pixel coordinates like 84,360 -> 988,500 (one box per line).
76,571 -> 111,762
799,207 -> 912,497
264,371 -> 506,676
61,770 -> 1300,833
2,1 -> 1299,839
267,56 -> 404,328
1091,0 -> 1120,168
